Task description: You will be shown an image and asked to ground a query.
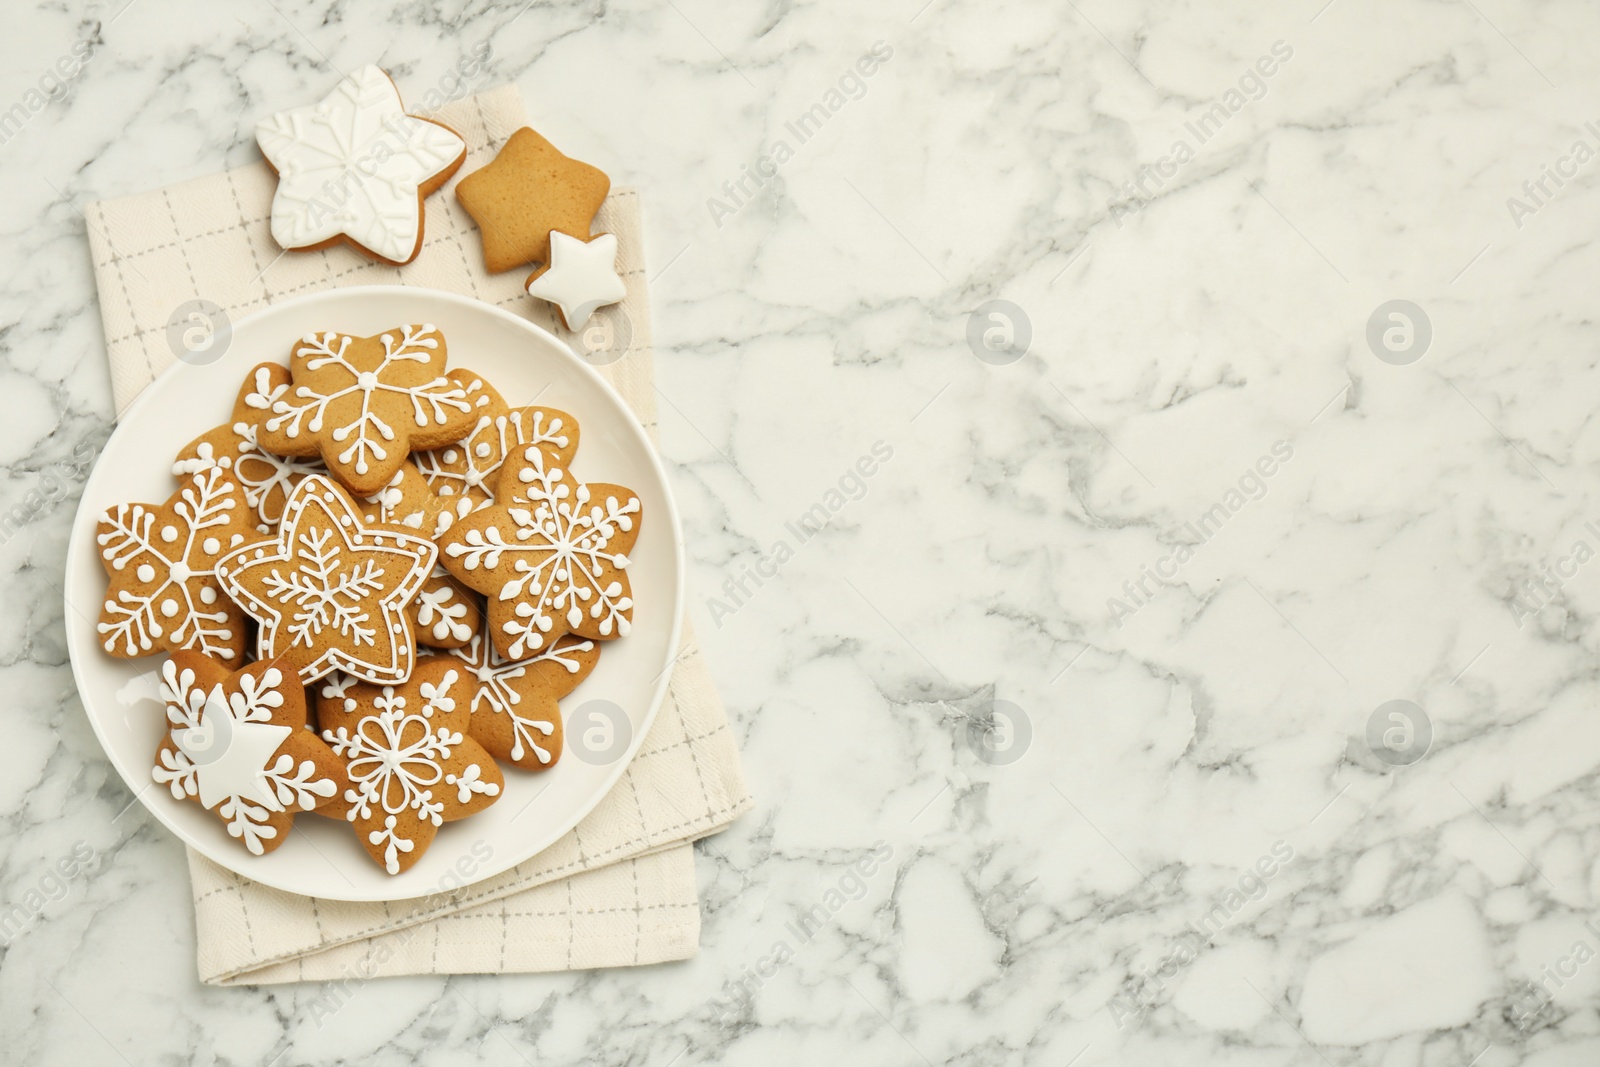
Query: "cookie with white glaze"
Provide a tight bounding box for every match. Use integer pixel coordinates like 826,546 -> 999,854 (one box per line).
438,442 -> 641,660
255,64 -> 466,266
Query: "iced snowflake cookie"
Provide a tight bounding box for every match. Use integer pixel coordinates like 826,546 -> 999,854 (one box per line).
256,324 -> 478,495
215,475 -> 436,684
152,652 -> 347,856
438,442 -> 642,660
414,372 -> 579,520
317,658 -> 504,874
454,126 -> 609,273
96,465 -> 254,662
256,64 -> 467,266
428,630 -> 600,772
174,362 -> 327,532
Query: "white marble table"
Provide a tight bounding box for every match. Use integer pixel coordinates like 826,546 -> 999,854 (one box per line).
4,0 -> 1599,1063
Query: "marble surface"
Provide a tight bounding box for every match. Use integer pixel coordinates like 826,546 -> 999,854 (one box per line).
4,0 -> 1600,1063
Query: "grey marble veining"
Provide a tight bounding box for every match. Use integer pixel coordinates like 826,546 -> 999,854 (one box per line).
4,0 -> 1600,1063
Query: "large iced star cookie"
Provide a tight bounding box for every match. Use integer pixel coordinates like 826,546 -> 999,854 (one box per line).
255,64 -> 467,265
215,475 -> 436,684
96,465 -> 254,662
438,442 -> 641,660
317,658 -> 504,875
256,324 -> 478,495
152,653 -> 347,856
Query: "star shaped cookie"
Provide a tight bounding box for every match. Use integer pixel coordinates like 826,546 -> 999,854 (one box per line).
438,442 -> 642,660
256,64 -> 467,265
455,126 -> 609,273
525,231 -> 627,330
96,464 -> 254,662
429,629 -> 601,771
173,362 -> 327,532
215,475 -> 437,684
152,653 -> 348,856
256,324 -> 479,495
317,658 -> 504,874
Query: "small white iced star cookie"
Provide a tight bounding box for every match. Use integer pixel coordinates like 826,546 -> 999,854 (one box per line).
256,64 -> 467,265
524,231 -> 627,330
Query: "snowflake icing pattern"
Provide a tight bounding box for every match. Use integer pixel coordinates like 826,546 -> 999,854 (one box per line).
416,406 -> 574,515
215,476 -> 436,684
322,668 -> 499,873
442,446 -> 640,658
445,632 -> 595,765
263,524 -> 388,649
97,465 -> 248,659
265,325 -> 472,481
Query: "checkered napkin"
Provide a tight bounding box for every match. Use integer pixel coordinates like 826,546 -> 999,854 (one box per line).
83,84 -> 751,985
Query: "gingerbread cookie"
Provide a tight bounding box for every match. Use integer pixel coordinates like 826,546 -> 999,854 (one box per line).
438,442 -> 641,660
174,362 -> 327,532
255,64 -> 467,266
354,460 -> 442,531
525,231 -> 626,330
430,631 -> 599,772
257,324 -> 478,495
152,653 -> 347,856
455,126 -> 609,273
215,475 -> 437,684
97,465 -> 254,662
414,373 -> 579,520
317,658 -> 504,874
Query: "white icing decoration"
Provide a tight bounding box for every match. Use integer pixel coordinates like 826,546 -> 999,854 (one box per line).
444,448 -> 639,657
255,65 -> 466,262
263,526 -> 387,648
264,325 -> 471,478
444,763 -> 499,803
97,466 -> 241,659
524,231 -> 627,330
360,466 -> 430,528
416,407 -> 571,509
215,476 -> 437,684
444,632 -> 585,765
174,384 -> 328,531
150,661 -> 335,855
321,669 -> 471,874
414,567 -> 474,643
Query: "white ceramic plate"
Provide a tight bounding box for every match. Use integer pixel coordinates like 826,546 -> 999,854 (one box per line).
64,286 -> 683,901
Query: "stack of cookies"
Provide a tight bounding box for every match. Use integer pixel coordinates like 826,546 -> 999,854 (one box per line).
94,323 -> 643,875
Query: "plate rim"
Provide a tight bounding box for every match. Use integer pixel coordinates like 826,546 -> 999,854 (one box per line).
64,284 -> 685,901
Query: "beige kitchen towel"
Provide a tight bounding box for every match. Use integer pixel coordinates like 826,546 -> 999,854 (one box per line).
83,83 -> 751,984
